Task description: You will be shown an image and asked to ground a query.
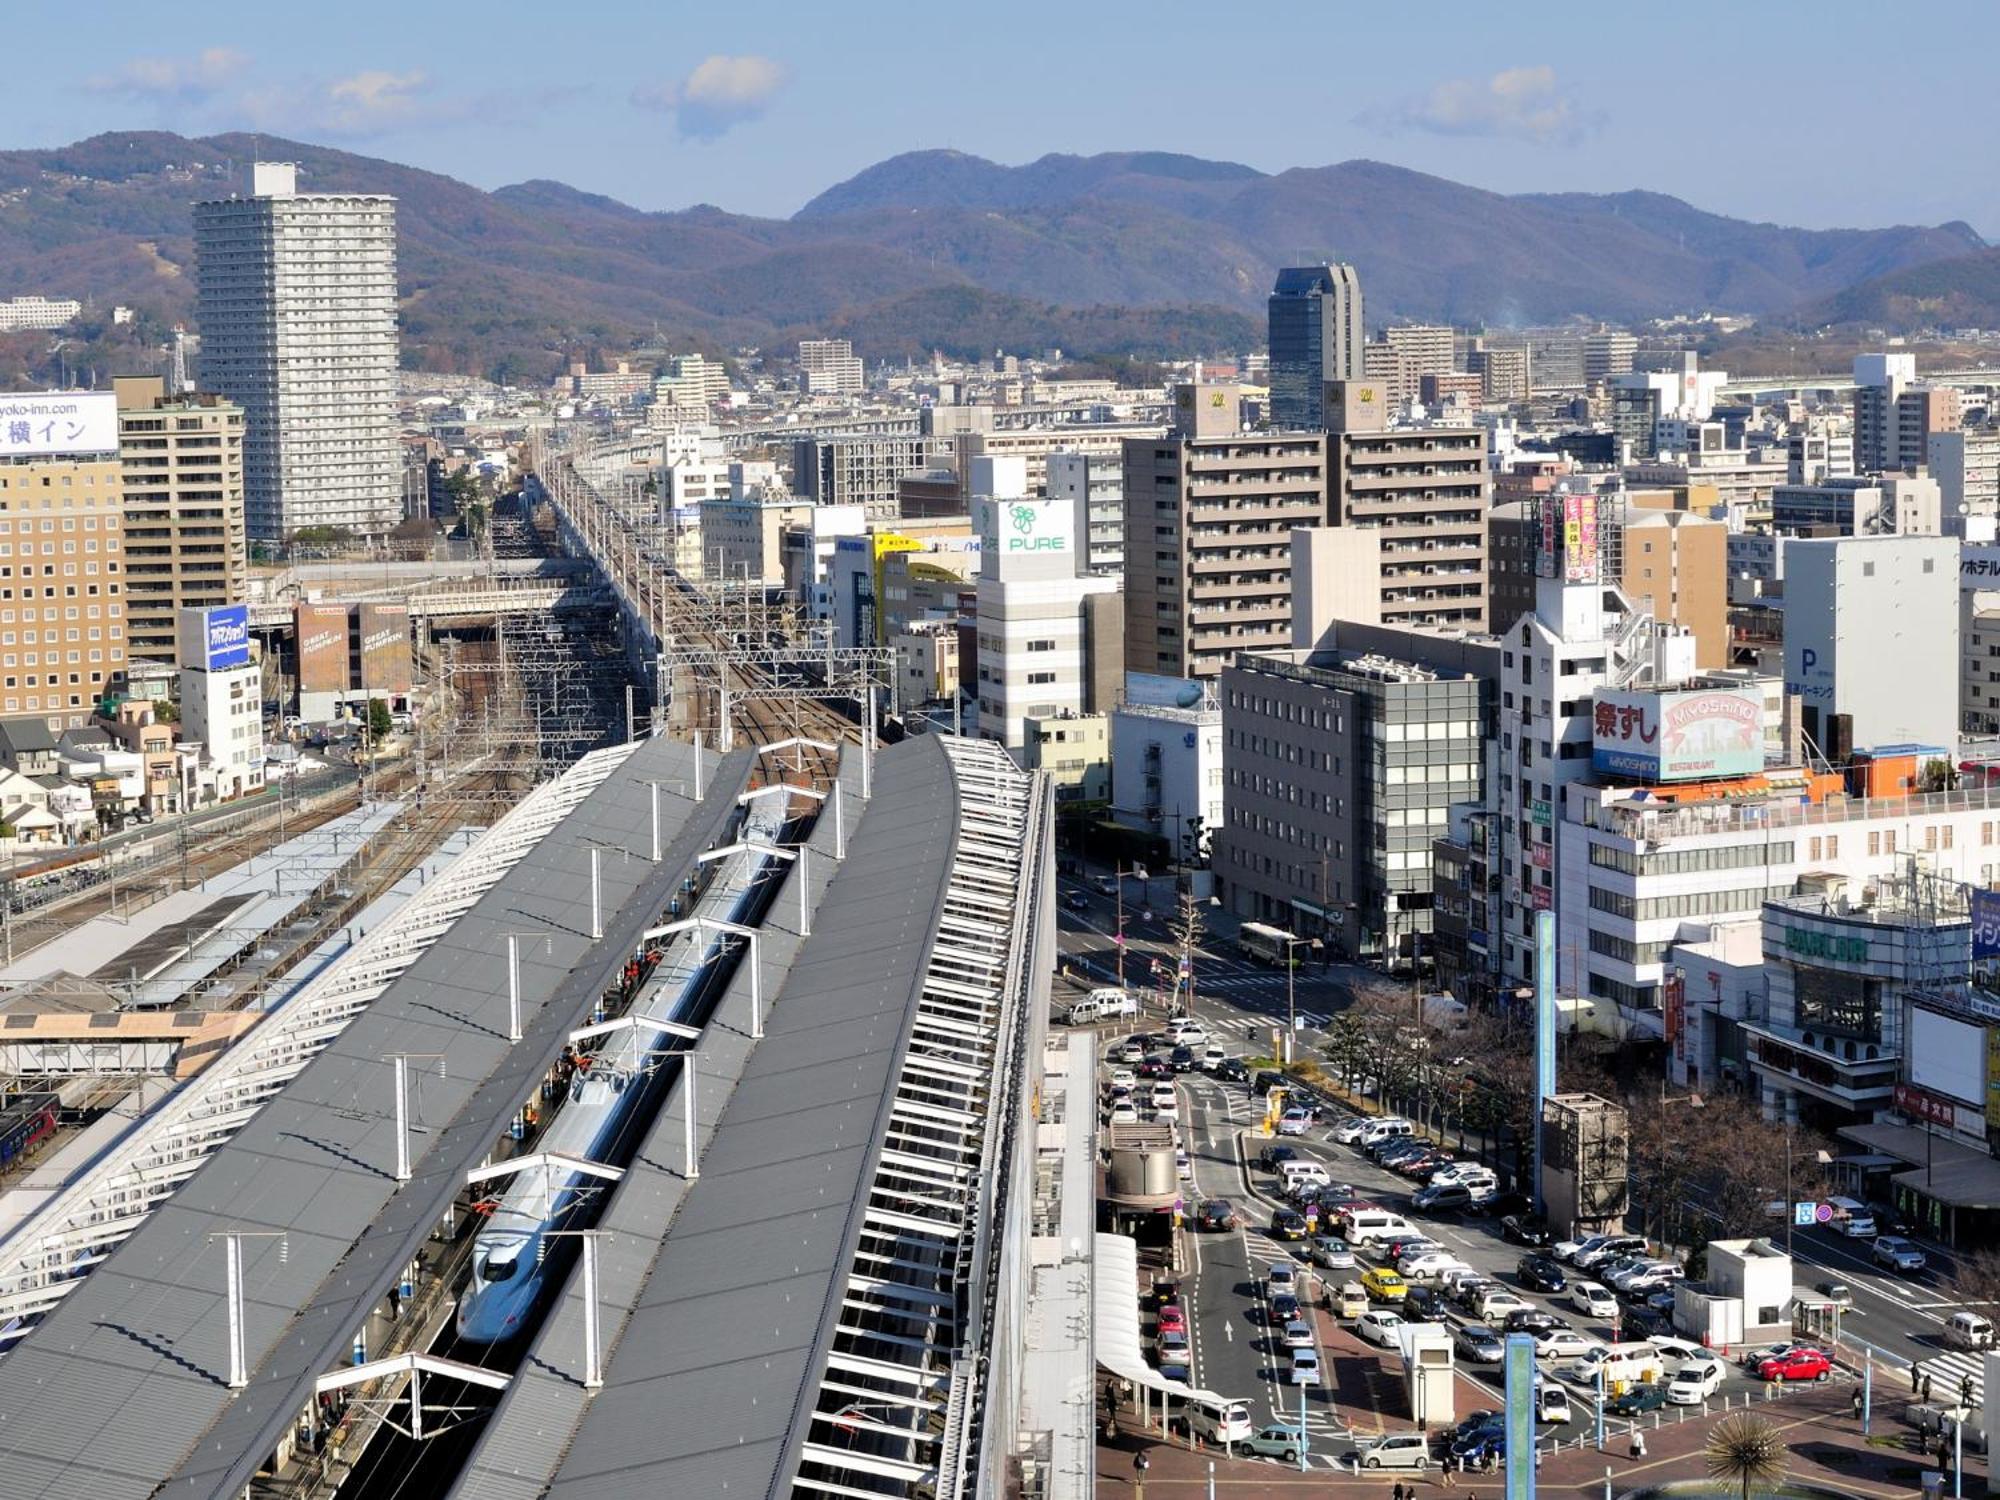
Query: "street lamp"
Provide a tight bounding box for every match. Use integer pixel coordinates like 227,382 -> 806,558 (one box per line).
1283,935 -> 1308,1063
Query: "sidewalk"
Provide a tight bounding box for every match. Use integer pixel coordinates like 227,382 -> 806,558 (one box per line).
1101,1381 -> 1973,1494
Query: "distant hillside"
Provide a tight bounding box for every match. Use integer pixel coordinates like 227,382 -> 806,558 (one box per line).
0,133 -> 1983,381
1793,246 -> 2000,330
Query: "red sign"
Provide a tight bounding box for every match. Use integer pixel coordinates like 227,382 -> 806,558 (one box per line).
1894,1082 -> 1955,1128
1664,970 -> 1686,1063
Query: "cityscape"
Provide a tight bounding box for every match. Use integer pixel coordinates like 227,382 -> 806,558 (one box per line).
2,7 -> 2000,1499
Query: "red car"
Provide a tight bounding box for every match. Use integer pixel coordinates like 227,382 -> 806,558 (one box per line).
1156,1303 -> 1187,1335
1758,1347 -> 1832,1383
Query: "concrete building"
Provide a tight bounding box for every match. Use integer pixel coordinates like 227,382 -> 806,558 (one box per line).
1022,711 -> 1110,805
1619,509 -> 1728,669
652,352 -> 730,409
891,618 -> 962,721
1217,629 -> 1494,963
1929,427 -> 2000,533
0,390 -> 129,729
1853,353 -> 1961,475
193,162 -> 399,539
1045,450 -> 1124,578
1783,534 -> 1959,755
794,433 -> 951,520
699,494 -> 816,586
1108,698 -> 1223,860
1787,418 -> 1855,486
1964,589 -> 2000,734
0,297 -> 81,332
1325,381 -> 1491,630
949,423 -> 1162,505
797,338 -> 864,396
1581,330 -> 1638,382
973,496 -> 1119,750
113,377 -> 246,666
176,604 -> 262,800
1268,263 -> 1363,429
1467,340 -> 1531,403
1610,355 -> 1726,459
1121,386 -> 1332,681
1381,324 -> 1455,383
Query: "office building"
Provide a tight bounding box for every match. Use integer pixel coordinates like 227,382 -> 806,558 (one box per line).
700,493 -> 818,586
797,338 -> 865,396
1581,330 -> 1638,382
1853,353 -> 1961,474
1325,381 -> 1490,631
1268,264 -> 1364,428
1964,589 -> 2000,735
949,424 -> 1160,504
1021,712 -> 1109,804
1121,385 -> 1332,681
1929,427 -> 2000,532
113,377 -> 246,665
1216,630 -> 1494,963
1108,694 -> 1223,858
0,391 -> 129,729
1382,325 -> 1455,382
1787,417 -> 1855,486
972,496 -> 1119,750
1783,534 -> 1959,755
193,162 -> 399,540
176,603 -> 263,800
1045,450 -> 1124,578
794,433 -> 952,520
1609,354 -> 1727,459
1618,509 -> 1728,669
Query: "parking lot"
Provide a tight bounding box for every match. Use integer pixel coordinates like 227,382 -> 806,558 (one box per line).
1100,1029 -> 1862,1474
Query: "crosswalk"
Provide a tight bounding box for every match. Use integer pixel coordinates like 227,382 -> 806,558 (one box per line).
1914,1349 -> 1987,1409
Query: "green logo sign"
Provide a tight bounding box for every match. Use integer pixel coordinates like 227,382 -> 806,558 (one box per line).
1003,501 -> 1066,552
1784,927 -> 1869,964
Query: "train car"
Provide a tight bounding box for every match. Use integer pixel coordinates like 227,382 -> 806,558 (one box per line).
455,801 -> 790,1342
0,1091 -> 58,1170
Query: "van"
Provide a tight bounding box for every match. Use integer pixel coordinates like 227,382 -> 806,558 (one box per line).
1279,1159 -> 1331,1190
1358,1118 -> 1415,1147
1087,988 -> 1139,1020
1825,1197 -> 1877,1238
1596,1341 -> 1668,1387
1343,1210 -> 1418,1246
1183,1397 -> 1255,1448
1947,1312 -> 1997,1351
1063,996 -> 1103,1025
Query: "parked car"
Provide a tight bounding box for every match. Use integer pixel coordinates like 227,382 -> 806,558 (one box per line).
1739,1342 -> 1801,1372
1453,1323 -> 1506,1364
1503,1308 -> 1561,1336
1575,1236 -> 1648,1271
1236,1423 -> 1309,1462
1501,1213 -> 1553,1246
1535,1327 -> 1597,1361
1667,1357 -> 1727,1404
1156,1303 -> 1186,1335
1352,1433 -> 1432,1471
1278,1107 -> 1314,1136
1411,1183 -> 1475,1212
1259,1143 -> 1300,1171
1571,1282 -> 1619,1319
1518,1255 -> 1567,1293
1401,1284 -> 1447,1321
1874,1236 -> 1928,1273
1331,1117 -> 1374,1144
1356,1309 -> 1405,1346
1758,1348 -> 1833,1383
1606,1383 -> 1669,1416
1475,1287 -> 1533,1322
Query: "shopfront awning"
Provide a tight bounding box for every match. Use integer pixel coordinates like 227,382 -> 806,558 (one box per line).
1094,1232 -> 1225,1404
1839,1122 -> 2000,1208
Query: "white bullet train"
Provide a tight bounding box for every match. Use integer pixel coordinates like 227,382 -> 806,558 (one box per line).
456,800 -> 790,1342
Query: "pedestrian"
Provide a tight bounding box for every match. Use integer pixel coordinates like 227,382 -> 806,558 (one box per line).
1391,1483 -> 1406,1500
1924,1373 -> 1935,1403
1440,1451 -> 1456,1488
1630,1427 -> 1646,1460
1852,1388 -> 1863,1422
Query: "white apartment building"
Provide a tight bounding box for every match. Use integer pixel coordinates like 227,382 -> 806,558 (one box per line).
700,493 -> 816,586
972,496 -> 1117,750
1108,699 -> 1224,854
193,162 -> 399,539
1045,450 -> 1124,578
0,298 -> 81,332
798,338 -> 864,396
1930,427 -> 2000,534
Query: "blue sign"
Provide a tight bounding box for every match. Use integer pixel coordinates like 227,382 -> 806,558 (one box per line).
1975,888 -> 2000,962
1793,1201 -> 1818,1227
201,604 -> 250,670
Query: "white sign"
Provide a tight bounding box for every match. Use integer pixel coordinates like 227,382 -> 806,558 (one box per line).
0,392 -> 117,459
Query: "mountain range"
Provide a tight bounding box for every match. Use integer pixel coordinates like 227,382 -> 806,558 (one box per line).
0,132 -> 1989,381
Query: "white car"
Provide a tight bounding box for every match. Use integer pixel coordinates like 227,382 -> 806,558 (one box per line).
1650,1336 -> 1705,1366
1666,1356 -> 1726,1405
1535,1328 -> 1597,1361
1108,1103 -> 1139,1125
1570,1282 -> 1619,1319
1475,1289 -> 1533,1322
1176,1150 -> 1194,1182
1429,1162 -> 1496,1188
1281,1319 -> 1315,1350
1200,1045 -> 1230,1071
1108,1068 -> 1137,1090
1167,1020 -> 1208,1047
1266,1261 -> 1299,1296
1288,1347 -> 1321,1385
1390,1242 -> 1442,1274
1562,1347 -> 1612,1385
1537,1383 -> 1573,1424
1401,1252 -> 1471,1282
1357,1309 -> 1405,1346
1354,1433 -> 1432,1472
1331,1117 -> 1372,1144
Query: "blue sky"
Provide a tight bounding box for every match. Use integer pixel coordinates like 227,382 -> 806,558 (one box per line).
25,1 -> 2000,234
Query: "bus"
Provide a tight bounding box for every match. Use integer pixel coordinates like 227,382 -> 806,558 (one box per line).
1237,922 -> 1298,966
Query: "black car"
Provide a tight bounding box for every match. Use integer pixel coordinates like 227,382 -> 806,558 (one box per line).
1260,1144 -> 1300,1171
1197,1199 -> 1238,1232
1214,1056 -> 1249,1083
1169,1045 -> 1197,1073
1253,1070 -> 1288,1096
1500,1213 -> 1551,1246
1474,1191 -> 1534,1221
1271,1208 -> 1309,1241
1866,1200 -> 1912,1236
1502,1307 -> 1560,1336
1268,1292 -> 1301,1324
1062,890 -> 1090,912
1518,1255 -> 1567,1293
1402,1284 -> 1446,1321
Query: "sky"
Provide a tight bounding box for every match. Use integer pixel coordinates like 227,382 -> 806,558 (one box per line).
22,1 -> 2000,235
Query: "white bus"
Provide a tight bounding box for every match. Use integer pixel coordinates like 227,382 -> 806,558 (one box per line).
1238,922 -> 1297,966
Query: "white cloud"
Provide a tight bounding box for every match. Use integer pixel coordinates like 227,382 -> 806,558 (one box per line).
89,48 -> 251,103
633,54 -> 788,141
238,69 -> 470,140
1366,65 -> 1597,146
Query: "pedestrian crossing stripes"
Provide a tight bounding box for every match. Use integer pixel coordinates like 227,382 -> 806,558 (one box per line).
1914,1349 -> 1986,1408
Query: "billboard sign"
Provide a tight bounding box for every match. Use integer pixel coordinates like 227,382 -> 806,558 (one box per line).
178,604 -> 250,672
1894,1080 -> 1955,1128
356,604 -> 412,693
0,392 -> 116,460
296,604 -> 351,694
999,500 -> 1070,555
1591,687 -> 1763,781
1536,490 -> 1600,582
